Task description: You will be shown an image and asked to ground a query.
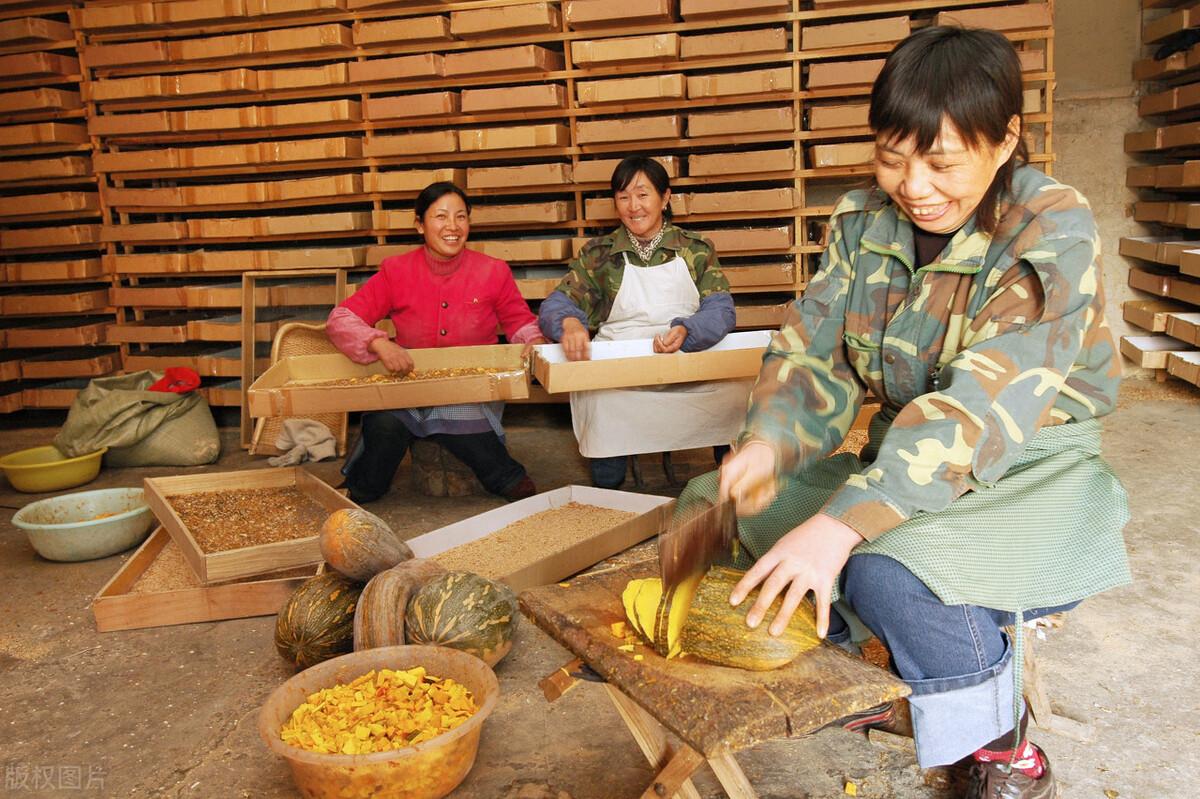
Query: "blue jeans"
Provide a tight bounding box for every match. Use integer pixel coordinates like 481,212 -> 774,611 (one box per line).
829,554 -> 1077,766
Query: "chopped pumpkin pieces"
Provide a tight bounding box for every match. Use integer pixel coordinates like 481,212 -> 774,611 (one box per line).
279,667 -> 478,755
610,621 -> 627,638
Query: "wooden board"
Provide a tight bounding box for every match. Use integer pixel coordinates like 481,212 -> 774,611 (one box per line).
143,467 -> 356,584
520,560 -> 909,757
91,527 -> 317,632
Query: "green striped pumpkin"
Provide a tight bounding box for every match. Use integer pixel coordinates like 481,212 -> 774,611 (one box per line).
274,572 -> 363,670
404,571 -> 519,667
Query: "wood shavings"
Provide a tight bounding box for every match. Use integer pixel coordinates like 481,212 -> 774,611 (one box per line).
300,367 -> 511,388
431,503 -> 637,578
168,487 -> 328,553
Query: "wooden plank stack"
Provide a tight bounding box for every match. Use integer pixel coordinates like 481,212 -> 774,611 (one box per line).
1122,0 -> 1200,387
0,0 -> 112,413
0,0 -> 1056,416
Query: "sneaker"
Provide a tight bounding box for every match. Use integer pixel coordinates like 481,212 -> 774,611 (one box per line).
966,746 -> 1058,799
502,476 -> 537,502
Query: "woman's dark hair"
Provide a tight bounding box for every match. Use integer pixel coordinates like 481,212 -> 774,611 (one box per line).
869,26 -> 1029,233
415,181 -> 471,221
610,155 -> 673,220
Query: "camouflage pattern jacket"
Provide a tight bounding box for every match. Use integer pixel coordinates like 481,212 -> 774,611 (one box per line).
538,223 -> 735,350
743,165 -> 1121,541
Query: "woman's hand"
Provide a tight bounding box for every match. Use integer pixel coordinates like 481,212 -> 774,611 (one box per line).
520,336 -> 548,359
652,324 -> 688,354
718,440 -> 779,516
368,338 -> 414,375
729,513 -> 863,638
560,317 -> 591,361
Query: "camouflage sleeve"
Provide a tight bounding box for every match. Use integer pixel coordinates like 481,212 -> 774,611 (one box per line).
690,235 -> 730,298
740,204 -> 866,475
549,240 -> 610,330
822,223 -> 1108,541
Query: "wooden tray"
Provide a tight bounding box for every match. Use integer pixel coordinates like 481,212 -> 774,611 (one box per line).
144,466 -> 355,584
247,344 -> 529,418
92,527 -> 318,632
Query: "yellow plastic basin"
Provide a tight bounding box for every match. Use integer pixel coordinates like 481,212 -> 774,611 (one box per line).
0,446 -> 106,493
259,645 -> 499,799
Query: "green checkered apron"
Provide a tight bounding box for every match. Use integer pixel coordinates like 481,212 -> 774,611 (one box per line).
681,416 -> 1131,611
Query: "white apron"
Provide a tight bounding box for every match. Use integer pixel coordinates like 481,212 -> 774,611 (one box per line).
570,253 -> 753,458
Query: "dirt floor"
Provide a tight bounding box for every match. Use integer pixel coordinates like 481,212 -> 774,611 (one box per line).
1,380 -> 1197,799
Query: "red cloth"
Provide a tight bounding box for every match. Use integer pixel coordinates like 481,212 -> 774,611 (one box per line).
147,366 -> 201,393
328,247 -> 539,363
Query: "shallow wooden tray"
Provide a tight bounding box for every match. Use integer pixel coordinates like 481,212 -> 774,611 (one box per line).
247,343 -> 529,418
91,527 -> 317,632
143,466 -> 355,584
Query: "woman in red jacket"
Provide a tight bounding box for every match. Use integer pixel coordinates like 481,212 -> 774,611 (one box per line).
327,181 -> 544,503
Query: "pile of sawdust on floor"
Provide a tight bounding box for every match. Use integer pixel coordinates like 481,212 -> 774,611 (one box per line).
1117,377 -> 1200,408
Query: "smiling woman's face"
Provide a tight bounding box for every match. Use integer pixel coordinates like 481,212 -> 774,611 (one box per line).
416,192 -> 470,259
874,116 -> 1017,234
615,171 -> 670,239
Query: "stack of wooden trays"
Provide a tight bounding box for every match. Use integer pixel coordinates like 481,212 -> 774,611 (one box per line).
0,1 -> 1057,419
91,466 -> 355,632
0,1 -> 114,412
1121,0 -> 1200,387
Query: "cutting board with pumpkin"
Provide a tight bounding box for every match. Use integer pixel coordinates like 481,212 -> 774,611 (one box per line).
519,560 -> 909,757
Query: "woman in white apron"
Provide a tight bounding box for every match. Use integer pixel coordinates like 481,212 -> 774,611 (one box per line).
538,156 -> 752,488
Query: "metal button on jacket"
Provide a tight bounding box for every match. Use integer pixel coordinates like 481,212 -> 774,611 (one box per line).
441,301 -> 448,308
884,353 -> 896,365
439,328 -> 447,336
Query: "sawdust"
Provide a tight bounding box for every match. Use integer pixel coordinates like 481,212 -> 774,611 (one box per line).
432,502 -> 637,579
1116,376 -> 1200,408
833,428 -> 869,456
300,367 -> 510,387
167,486 -> 327,553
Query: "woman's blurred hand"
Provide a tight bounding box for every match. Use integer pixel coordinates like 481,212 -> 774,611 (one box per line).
729,513 -> 863,639
368,338 -> 414,375
652,324 -> 688,354
560,317 -> 591,361
520,336 -> 548,358
718,440 -> 778,515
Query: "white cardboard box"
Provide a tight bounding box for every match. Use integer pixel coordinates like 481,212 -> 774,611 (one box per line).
407,485 -> 673,592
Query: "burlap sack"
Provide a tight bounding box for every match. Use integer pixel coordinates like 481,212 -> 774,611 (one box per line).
53,371 -> 221,466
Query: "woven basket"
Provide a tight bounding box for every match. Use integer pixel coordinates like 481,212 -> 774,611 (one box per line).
250,322 -> 348,457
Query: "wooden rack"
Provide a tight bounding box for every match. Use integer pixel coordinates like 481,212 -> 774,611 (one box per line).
0,0 -> 1057,414
0,0 -> 110,413
1121,0 -> 1200,387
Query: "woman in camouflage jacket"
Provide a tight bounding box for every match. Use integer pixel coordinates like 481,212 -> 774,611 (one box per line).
539,156 -> 752,489
683,27 -> 1130,799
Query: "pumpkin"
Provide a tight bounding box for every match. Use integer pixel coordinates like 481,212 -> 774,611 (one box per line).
319,508 -> 413,582
404,571 -> 519,667
623,566 -> 822,670
353,558 -> 447,651
274,572 -> 363,670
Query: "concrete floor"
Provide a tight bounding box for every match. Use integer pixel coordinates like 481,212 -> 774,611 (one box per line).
1,381 -> 1196,799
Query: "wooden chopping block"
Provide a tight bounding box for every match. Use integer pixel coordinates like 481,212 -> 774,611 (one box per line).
519,560 -> 909,757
